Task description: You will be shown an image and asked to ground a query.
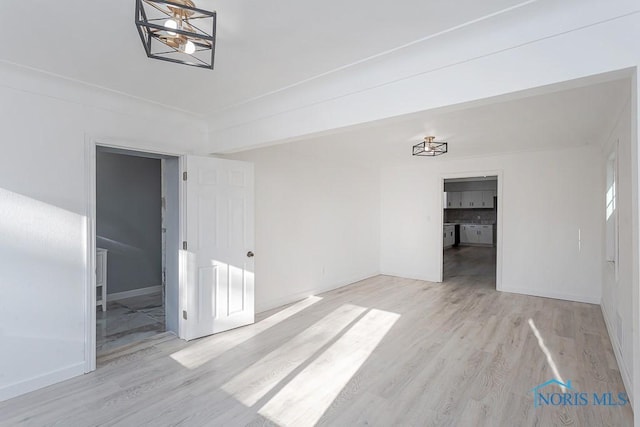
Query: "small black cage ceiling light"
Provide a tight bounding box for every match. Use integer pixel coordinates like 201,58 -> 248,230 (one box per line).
135,0 -> 216,70
412,136 -> 448,156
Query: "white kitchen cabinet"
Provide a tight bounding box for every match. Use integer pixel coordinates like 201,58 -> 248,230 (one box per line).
444,192 -> 463,209
460,224 -> 493,245
446,191 -> 495,209
480,191 -> 496,208
462,191 -> 483,208
443,225 -> 455,247
478,225 -> 493,244
460,224 -> 475,243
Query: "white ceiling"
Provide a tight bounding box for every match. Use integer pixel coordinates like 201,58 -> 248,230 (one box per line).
268,78 -> 630,163
0,0 -> 527,115
1,0 -> 630,161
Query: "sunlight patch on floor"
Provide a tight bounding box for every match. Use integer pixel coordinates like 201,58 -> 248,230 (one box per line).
259,308 -> 400,426
221,303 -> 367,406
170,296 -> 322,369
528,318 -> 567,391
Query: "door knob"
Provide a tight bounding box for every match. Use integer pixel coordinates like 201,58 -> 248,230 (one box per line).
247,251 -> 254,258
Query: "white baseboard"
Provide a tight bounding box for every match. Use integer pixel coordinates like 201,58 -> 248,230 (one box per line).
377,274 -> 598,305
499,286 -> 600,305
256,272 -> 379,313
601,302 -> 634,408
379,271 -> 440,283
0,362 -> 84,402
108,285 -> 162,302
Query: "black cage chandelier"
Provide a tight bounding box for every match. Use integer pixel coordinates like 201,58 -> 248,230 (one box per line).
135,0 -> 216,69
412,136 -> 448,156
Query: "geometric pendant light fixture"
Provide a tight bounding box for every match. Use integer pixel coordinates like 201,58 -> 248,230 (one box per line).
135,0 -> 216,70
412,136 -> 448,156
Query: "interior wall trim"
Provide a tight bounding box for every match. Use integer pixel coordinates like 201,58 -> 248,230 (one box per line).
0,363 -> 84,402
601,301 -> 634,408
107,285 -> 162,302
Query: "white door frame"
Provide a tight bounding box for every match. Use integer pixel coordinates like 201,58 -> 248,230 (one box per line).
83,137 -> 186,373
439,170 -> 504,291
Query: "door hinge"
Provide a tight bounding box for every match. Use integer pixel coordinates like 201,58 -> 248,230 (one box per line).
183,310 -> 188,320
183,241 -> 188,250
183,171 -> 188,181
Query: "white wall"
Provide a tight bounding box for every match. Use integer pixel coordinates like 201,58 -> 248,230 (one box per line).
0,62 -> 206,401
380,145 -> 603,304
601,92 -> 635,402
228,143 -> 380,312
96,151 -> 162,295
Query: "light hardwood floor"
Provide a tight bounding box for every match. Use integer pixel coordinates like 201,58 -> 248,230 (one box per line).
0,249 -> 633,426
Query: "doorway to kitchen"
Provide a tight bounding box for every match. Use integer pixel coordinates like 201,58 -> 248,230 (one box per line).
442,176 -> 498,289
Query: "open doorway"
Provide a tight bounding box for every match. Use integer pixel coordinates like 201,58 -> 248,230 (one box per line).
95,146 -> 180,355
442,176 -> 498,289
86,148 -> 255,371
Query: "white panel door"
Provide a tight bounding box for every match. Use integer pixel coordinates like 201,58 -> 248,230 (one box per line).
182,156 -> 255,341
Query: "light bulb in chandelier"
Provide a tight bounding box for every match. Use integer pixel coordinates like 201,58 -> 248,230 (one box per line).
164,19 -> 178,36
424,137 -> 433,151
184,40 -> 196,54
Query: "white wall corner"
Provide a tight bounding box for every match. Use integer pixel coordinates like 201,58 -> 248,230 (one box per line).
630,68 -> 640,425
378,271 -> 441,284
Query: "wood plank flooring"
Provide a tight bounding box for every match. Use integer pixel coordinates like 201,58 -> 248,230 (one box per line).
0,247 -> 633,426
